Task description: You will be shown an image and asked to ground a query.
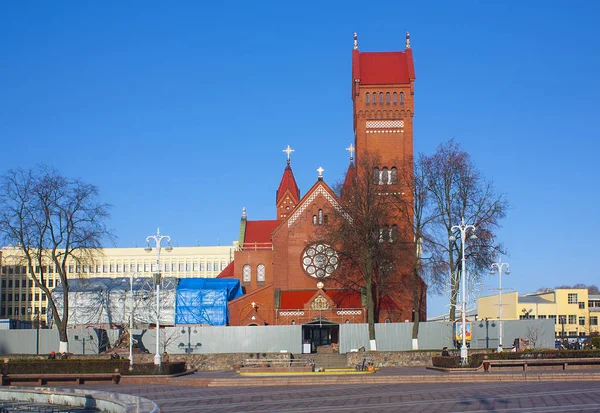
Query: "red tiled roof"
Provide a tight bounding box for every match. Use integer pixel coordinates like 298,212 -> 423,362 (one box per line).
280,290 -> 362,309
352,49 -> 415,85
341,162 -> 356,199
244,220 -> 279,244
217,261 -> 234,278
276,164 -> 300,203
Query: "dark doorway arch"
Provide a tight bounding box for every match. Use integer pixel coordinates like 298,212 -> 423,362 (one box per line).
302,319 -> 339,353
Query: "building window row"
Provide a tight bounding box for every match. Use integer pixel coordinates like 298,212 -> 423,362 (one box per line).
365,91 -> 405,105
373,167 -> 398,185
312,209 -> 328,226
3,262 -> 230,276
2,279 -> 48,289
378,225 -> 398,243
242,264 -> 266,285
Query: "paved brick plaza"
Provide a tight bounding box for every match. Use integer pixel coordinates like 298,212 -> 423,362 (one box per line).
76,370 -> 600,412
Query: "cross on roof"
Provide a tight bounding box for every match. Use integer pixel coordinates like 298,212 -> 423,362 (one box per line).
317,166 -> 324,179
283,145 -> 294,163
346,143 -> 355,161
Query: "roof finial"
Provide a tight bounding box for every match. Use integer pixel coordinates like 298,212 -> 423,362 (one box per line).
405,31 -> 411,49
242,207 -> 246,219
317,166 -> 324,180
346,143 -> 355,162
353,32 -> 358,50
283,144 -> 294,164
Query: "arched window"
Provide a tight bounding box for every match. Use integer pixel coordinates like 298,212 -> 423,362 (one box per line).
318,209 -> 323,225
390,225 -> 398,242
381,167 -> 389,185
242,264 -> 251,284
393,92 -> 397,104
257,264 -> 265,284
313,215 -> 317,225
372,92 -> 377,105
323,214 -> 328,225
386,92 -> 390,104
365,92 -> 370,104
400,92 -> 405,104
373,167 -> 380,184
379,92 -> 384,104
378,228 -> 385,243
390,167 -> 397,184
291,320 -> 296,325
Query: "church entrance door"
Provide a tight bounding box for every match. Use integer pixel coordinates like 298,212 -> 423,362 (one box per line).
302,320 -> 339,353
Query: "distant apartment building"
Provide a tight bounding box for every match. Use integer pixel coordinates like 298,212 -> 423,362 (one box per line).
478,288 -> 600,339
0,243 -> 236,323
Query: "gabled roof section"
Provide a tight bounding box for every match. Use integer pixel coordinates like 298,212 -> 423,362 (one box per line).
282,179 -> 349,229
341,162 -> 356,199
280,289 -> 362,309
217,261 -> 234,278
352,49 -> 415,85
244,220 -> 279,244
276,163 -> 300,204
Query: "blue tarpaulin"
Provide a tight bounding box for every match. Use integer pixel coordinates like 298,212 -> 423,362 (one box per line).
175,278 -> 243,325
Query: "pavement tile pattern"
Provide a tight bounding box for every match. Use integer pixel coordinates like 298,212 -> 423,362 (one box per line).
71,368 -> 600,412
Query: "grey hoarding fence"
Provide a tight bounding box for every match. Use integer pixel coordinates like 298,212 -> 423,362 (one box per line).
0,320 -> 556,355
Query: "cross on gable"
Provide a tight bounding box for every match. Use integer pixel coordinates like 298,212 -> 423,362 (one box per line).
346,143 -> 355,161
283,145 -> 294,163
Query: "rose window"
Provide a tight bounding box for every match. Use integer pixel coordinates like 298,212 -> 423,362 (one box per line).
302,243 -> 339,278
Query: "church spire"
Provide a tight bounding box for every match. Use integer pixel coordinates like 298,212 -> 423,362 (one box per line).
276,145 -> 300,220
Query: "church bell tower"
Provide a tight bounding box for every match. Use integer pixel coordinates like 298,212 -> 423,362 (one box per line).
351,32 -> 415,175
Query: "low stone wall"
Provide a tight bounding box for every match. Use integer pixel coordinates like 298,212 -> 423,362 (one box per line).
3,351 -> 491,371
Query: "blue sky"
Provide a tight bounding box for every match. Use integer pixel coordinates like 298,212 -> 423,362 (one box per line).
1,1 -> 599,318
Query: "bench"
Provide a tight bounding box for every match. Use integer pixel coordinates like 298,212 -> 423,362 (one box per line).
2,372 -> 121,386
240,358 -> 314,373
487,358 -> 600,372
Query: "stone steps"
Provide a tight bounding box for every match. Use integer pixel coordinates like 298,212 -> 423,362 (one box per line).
304,353 -> 348,369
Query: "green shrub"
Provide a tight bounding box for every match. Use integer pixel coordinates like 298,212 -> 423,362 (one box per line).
2,359 -> 127,374
123,362 -> 186,376
433,350 -> 600,369
431,356 -> 462,368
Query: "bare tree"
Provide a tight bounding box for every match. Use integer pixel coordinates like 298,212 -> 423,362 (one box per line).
395,154 -> 436,348
423,139 -> 508,320
0,166 -> 113,352
553,284 -> 600,295
316,152 -> 413,350
161,328 -> 180,354
524,322 -> 545,349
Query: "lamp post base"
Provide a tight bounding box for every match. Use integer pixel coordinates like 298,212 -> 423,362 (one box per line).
460,345 -> 468,365
154,354 -> 162,366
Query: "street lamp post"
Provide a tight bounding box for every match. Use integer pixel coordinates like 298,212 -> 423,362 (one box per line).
145,228 -> 173,366
128,273 -> 138,371
27,308 -> 40,355
449,217 -> 477,366
490,258 -> 510,352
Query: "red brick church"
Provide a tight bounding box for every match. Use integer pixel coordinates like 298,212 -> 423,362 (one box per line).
218,33 -> 426,348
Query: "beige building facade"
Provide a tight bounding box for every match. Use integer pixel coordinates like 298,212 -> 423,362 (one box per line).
478,289 -> 600,339
0,243 -> 236,323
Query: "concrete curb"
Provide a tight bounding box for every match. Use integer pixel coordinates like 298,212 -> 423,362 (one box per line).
164,371 -> 600,387
0,386 -> 160,413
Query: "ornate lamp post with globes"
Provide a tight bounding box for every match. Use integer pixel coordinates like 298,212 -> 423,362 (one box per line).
490,258 -> 510,352
449,217 -> 477,366
144,228 -> 173,366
